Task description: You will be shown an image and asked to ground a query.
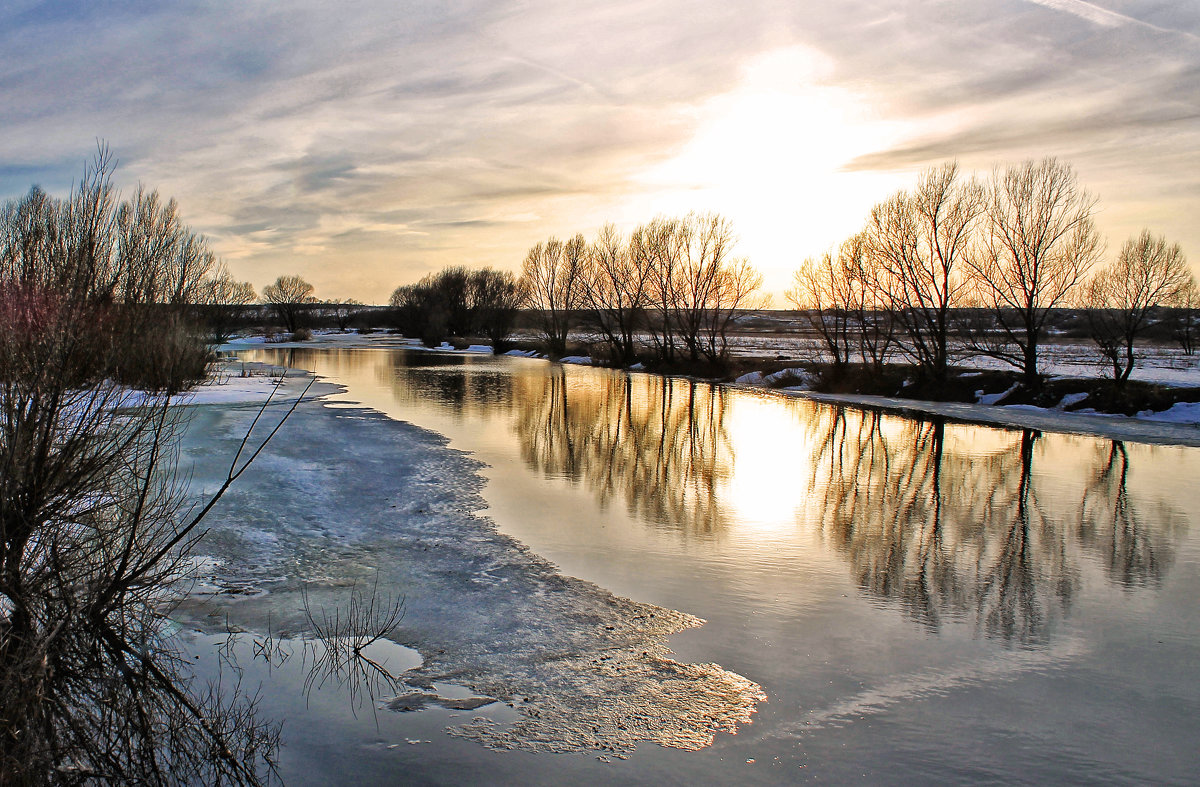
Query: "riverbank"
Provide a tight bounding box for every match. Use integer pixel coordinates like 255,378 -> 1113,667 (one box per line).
222,332 -> 1200,447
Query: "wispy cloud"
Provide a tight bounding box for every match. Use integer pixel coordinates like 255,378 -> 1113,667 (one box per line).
1,0 -> 1197,300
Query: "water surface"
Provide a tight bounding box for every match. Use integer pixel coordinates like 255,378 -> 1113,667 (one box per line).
223,347 -> 1200,784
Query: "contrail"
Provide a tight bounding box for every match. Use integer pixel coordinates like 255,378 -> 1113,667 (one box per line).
1025,0 -> 1200,42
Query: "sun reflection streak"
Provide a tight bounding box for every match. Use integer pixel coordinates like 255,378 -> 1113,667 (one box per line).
721,394 -> 816,533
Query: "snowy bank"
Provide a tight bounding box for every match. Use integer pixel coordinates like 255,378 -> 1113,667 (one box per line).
777,389 -> 1200,448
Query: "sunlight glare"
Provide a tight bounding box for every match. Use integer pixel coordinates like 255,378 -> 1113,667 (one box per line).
721,395 -> 814,534
628,45 -> 915,299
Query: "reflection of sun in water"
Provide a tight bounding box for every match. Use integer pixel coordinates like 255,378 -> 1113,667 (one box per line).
721,395 -> 814,533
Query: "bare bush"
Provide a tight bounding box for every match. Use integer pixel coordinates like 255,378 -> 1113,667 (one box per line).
0,281 -> 304,783
0,150 -> 293,784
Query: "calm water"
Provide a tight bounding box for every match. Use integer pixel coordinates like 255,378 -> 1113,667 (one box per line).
234,347 -> 1200,784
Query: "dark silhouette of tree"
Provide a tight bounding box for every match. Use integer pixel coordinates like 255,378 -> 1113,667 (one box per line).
470,268 -> 521,352
1086,230 -> 1195,387
390,267 -> 519,349
196,263 -> 258,343
262,274 -> 316,333
325,298 -> 363,331
1171,281 -> 1199,355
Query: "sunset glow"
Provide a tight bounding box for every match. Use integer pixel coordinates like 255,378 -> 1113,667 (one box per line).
1,1 -> 1197,302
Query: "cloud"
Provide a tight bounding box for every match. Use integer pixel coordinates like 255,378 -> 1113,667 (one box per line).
1,0 -> 1198,300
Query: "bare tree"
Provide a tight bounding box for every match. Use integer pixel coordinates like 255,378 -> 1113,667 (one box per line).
865,162 -> 982,385
633,213 -> 763,365
470,268 -> 522,351
328,298 -> 363,331
0,148 -> 217,310
262,274 -> 317,333
1086,230 -> 1195,386
196,263 -> 258,343
634,217 -> 685,362
579,224 -> 651,366
849,232 -> 898,374
968,158 -> 1103,390
1,153 -> 296,781
1170,279 -> 1199,356
115,186 -> 217,306
789,247 -> 857,368
789,233 -> 895,372
519,234 -> 585,356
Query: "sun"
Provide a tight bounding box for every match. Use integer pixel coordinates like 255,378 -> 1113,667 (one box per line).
627,45 -> 915,301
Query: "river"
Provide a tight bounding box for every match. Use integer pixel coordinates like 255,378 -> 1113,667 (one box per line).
177,346 -> 1200,784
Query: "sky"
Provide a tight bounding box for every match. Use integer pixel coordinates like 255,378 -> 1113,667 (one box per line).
1,0 -> 1197,304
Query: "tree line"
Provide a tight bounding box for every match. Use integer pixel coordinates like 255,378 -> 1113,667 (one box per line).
375,211 -> 766,367
788,158 -> 1197,391
517,213 -> 764,366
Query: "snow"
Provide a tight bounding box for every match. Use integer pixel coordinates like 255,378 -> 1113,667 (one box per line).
735,371 -> 765,385
976,384 -> 1019,405
763,367 -> 813,387
1058,391 -> 1090,409
782,390 -> 1200,447
1140,401 -> 1200,424
558,355 -> 592,365
735,368 -> 813,388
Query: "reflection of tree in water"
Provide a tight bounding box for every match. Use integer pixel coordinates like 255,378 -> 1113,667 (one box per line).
389,364 -> 514,418
1075,442 -> 1176,588
513,368 -> 734,535
808,409 -> 1179,644
257,348 -> 518,422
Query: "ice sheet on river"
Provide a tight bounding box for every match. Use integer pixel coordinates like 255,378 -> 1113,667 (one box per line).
175,381 -> 764,755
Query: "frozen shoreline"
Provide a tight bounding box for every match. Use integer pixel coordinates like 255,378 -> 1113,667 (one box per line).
764,388 -> 1200,448
174,371 -> 764,764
